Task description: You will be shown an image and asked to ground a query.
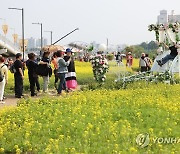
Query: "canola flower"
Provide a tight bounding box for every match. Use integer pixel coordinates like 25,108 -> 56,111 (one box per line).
1,60 -> 180,153
0,83 -> 179,153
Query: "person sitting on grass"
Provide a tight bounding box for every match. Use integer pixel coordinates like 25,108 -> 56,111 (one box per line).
157,42 -> 179,67
0,56 -> 8,104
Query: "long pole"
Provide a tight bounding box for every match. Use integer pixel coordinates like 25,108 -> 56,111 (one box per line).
50,31 -> 52,45
8,8 -> 25,60
52,28 -> 79,45
22,8 -> 25,61
40,23 -> 43,55
107,38 -> 109,52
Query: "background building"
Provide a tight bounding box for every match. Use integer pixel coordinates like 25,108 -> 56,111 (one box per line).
157,10 -> 168,24
27,37 -> 36,49
168,15 -> 180,23
157,10 -> 180,24
36,38 -> 48,48
27,37 -> 48,52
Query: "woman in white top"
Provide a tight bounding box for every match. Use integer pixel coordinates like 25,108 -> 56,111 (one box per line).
0,56 -> 8,104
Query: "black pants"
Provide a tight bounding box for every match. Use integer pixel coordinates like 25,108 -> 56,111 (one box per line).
29,75 -> 40,96
35,76 -> 40,91
54,69 -> 59,83
14,75 -> 23,97
141,66 -> 147,72
29,75 -> 36,96
147,66 -> 151,71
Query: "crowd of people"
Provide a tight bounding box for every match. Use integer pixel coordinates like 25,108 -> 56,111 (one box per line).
115,51 -> 153,72
0,48 -> 77,104
1,43 -> 179,104
115,52 -> 133,67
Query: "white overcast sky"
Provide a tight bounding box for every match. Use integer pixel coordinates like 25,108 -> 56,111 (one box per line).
0,0 -> 180,45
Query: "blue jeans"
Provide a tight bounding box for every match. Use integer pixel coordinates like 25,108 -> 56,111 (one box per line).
57,73 -> 66,94
162,54 -> 176,65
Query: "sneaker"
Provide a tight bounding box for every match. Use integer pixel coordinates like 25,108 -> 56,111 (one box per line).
156,60 -> 163,67
57,93 -> 62,96
37,90 -> 42,93
65,89 -> 70,93
3,96 -> 7,100
0,101 -> 5,104
31,93 -> 37,97
15,95 -> 22,98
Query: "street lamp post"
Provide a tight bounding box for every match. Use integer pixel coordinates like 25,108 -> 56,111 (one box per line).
44,31 -> 53,45
32,23 -> 43,55
8,8 -> 25,60
107,38 -> 109,52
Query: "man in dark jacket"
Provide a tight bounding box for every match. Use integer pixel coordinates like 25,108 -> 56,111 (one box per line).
26,53 -> 39,96
14,53 -> 24,98
26,55 -> 40,93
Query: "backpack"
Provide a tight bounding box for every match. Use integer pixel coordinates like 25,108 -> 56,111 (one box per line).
36,64 -> 52,77
0,65 -> 5,82
9,64 -> 16,73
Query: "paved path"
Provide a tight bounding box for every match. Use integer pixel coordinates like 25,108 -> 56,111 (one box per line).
0,86 -> 82,110
0,95 -> 18,109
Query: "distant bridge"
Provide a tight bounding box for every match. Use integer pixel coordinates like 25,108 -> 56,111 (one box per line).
0,34 -> 21,56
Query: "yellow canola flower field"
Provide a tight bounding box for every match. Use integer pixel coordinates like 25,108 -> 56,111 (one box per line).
0,83 -> 179,153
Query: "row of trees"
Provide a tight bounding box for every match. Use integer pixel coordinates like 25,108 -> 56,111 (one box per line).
124,41 -> 158,58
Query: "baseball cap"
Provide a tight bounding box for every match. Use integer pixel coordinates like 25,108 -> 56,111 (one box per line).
66,48 -> 72,52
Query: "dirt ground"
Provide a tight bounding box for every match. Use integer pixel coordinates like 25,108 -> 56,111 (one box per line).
0,95 -> 18,109
0,87 -> 81,110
